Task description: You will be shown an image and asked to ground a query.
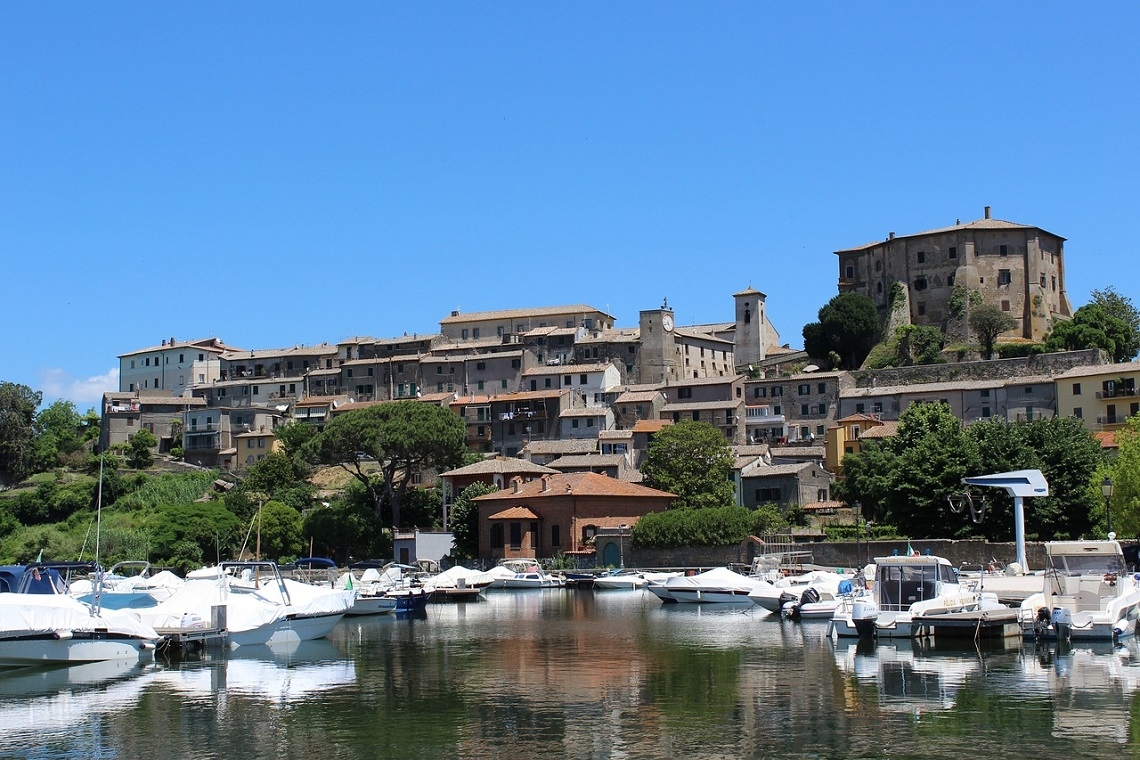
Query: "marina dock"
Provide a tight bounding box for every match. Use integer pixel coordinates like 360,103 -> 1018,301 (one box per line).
914,607 -> 1023,640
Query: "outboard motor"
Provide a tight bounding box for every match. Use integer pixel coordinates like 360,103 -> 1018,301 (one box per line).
852,596 -> 878,638
783,587 -> 821,621
1051,606 -> 1073,642
777,591 -> 798,611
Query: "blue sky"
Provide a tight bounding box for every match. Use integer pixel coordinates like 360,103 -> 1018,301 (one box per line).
3,3 -> 1138,410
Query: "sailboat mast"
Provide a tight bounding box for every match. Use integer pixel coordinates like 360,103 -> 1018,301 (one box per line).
95,451 -> 104,566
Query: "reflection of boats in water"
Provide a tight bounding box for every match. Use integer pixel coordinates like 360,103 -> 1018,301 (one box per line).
833,638 -> 984,711
0,659 -> 153,752
150,639 -> 356,705
1012,639 -> 1140,743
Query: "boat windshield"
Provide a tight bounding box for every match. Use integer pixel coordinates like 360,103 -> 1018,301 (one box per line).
876,563 -> 952,611
1047,553 -> 1125,576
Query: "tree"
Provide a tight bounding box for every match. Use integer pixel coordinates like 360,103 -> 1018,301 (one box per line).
803,293 -> 880,370
144,501 -> 243,569
640,420 -> 734,510
306,401 -> 468,528
969,303 -> 1017,359
1091,286 -> 1140,362
1108,416 -> 1140,538
0,382 -> 41,486
125,429 -> 158,469
1044,303 -> 1135,363
34,399 -> 84,470
448,482 -> 499,559
254,500 -> 304,561
302,496 -> 388,564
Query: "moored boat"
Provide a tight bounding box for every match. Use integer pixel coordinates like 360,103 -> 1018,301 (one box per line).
1018,540 -> 1140,641
660,567 -> 767,605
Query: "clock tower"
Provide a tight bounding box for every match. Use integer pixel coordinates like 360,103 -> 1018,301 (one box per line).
638,300 -> 678,384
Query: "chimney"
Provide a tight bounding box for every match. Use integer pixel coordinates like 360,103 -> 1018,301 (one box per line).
541,475 -> 550,492
512,477 -> 522,494
888,232 -> 895,240
984,206 -> 991,219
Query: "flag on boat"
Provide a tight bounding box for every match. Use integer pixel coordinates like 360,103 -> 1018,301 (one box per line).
906,542 -> 915,556
346,574 -> 353,590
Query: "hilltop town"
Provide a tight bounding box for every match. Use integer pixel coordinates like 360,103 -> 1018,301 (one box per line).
100,208 -> 1137,524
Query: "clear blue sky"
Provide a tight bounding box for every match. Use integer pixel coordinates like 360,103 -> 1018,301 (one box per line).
3,3 -> 1138,410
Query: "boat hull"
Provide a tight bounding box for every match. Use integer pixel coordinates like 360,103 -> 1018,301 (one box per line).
229,611 -> 346,648
668,588 -> 755,605
0,632 -> 154,666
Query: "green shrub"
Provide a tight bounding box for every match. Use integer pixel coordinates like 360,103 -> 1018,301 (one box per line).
996,342 -> 1047,359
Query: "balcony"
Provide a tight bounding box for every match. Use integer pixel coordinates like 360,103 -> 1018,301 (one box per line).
498,409 -> 547,421
1096,387 -> 1138,400
187,423 -> 218,432
466,428 -> 493,443
1097,415 -> 1127,426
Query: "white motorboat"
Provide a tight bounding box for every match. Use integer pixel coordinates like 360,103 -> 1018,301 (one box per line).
748,569 -> 850,614
487,559 -> 564,589
143,561 -> 354,647
594,570 -> 680,590
422,565 -> 495,600
831,554 -> 999,638
661,567 -> 768,605
1018,540 -> 1140,641
0,562 -> 160,666
70,561 -> 184,610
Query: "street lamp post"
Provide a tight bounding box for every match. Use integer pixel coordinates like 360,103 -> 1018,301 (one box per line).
619,524 -> 629,569
1102,476 -> 1115,538
853,501 -> 862,569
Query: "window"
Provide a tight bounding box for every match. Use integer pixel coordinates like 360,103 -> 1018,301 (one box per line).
875,260 -> 882,272
461,329 -> 468,339
845,265 -> 854,279
855,403 -> 865,413
436,366 -> 442,375
1041,274 -> 1047,288
1052,276 -> 1057,292
982,406 -> 991,417
1001,300 -> 1011,311
998,269 -> 1012,286
501,379 -> 508,389
872,402 -> 882,414
947,274 -> 955,287
477,380 -> 484,390
678,387 -> 692,399
580,374 -> 587,384
491,524 -> 504,549
773,405 -> 781,415
437,383 -> 444,392
917,251 -> 925,264
509,522 -> 522,549
477,361 -> 486,371
551,525 -> 561,547
771,386 -> 783,397
798,384 -> 810,395
544,378 -> 551,388
800,404 -> 809,416
949,246 -> 957,259
472,328 -> 480,339
999,245 -> 1008,256
347,369 -> 354,378
691,410 -> 700,421
754,387 -> 766,398
1072,383 -> 1081,396
817,425 -> 825,436
511,359 -> 521,368
917,302 -> 926,316
1074,407 -> 1082,419
572,419 -> 579,429
914,277 -> 928,291
816,403 -> 827,414
817,383 -> 826,394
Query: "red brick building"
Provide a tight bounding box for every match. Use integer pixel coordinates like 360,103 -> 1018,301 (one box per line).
473,472 -> 674,562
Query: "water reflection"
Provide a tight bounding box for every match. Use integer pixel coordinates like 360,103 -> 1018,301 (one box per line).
0,590 -> 1137,758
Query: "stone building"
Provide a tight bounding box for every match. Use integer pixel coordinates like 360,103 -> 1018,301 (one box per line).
835,207 -> 1073,343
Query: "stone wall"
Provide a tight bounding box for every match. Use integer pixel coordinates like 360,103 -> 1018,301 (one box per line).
850,348 -> 1104,389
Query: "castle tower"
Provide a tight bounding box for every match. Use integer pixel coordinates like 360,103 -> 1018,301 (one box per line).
638,301 -> 678,384
733,286 -> 767,368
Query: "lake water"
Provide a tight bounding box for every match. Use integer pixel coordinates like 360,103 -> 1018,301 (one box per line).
2,589 -> 1138,759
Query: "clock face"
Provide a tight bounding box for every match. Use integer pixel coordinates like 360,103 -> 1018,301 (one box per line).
661,314 -> 673,331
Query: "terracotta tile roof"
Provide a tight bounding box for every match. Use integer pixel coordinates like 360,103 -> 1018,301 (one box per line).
491,389 -> 567,402
733,286 -> 766,297
1095,431 -> 1118,449
439,305 -> 613,324
858,421 -> 899,439
221,344 -> 337,361
473,471 -> 674,501
558,407 -> 609,418
1054,360 -> 1140,380
373,334 -> 440,346
615,390 -> 663,404
672,328 -> 734,346
802,500 -> 845,511
598,429 -> 633,440
632,419 -> 672,433
118,337 -> 231,358
523,439 -> 598,455
731,444 -> 771,457
441,458 -> 559,477
546,454 -> 627,469
487,506 -> 541,520
836,215 -> 1062,254
576,328 -> 640,344
665,374 -> 745,388
770,445 -> 825,458
835,413 -> 881,424
522,362 -> 614,376
741,461 -> 813,478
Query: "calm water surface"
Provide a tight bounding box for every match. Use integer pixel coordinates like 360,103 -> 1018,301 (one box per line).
2,589 -> 1139,759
